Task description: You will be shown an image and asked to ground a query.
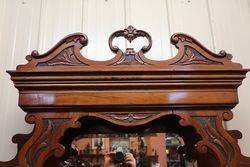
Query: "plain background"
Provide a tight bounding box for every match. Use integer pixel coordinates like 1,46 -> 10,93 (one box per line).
0,0 -> 250,161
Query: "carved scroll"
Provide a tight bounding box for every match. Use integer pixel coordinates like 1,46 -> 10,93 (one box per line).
15,25 -> 242,71
108,25 -> 152,54
16,33 -> 88,70
176,110 -> 246,167
169,33 -> 240,67
11,114 -> 81,167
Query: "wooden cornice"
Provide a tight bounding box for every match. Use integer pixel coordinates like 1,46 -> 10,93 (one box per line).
7,26 -> 248,112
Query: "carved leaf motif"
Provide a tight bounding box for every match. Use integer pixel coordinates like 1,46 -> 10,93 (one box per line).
205,119 -> 228,157
23,117 -> 70,166
25,119 -> 52,166
110,48 -> 148,66
38,47 -> 86,66
106,113 -> 155,123
197,117 -> 235,165
173,47 -> 222,65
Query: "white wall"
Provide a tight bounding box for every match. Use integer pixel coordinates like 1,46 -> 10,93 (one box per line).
0,0 -> 250,160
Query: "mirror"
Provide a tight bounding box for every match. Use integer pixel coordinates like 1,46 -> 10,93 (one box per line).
43,115 -> 200,167
59,133 -> 196,167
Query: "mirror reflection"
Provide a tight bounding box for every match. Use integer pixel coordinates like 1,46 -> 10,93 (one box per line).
59,133 -> 197,167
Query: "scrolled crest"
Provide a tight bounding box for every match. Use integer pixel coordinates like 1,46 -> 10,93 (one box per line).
15,26 -> 242,71
26,33 -> 88,61
108,25 -> 152,54
170,33 -> 234,63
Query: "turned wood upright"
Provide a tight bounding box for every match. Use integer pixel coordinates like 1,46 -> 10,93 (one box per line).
1,26 -> 250,167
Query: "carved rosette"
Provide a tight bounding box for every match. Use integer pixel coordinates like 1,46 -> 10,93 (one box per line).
123,25 -> 138,42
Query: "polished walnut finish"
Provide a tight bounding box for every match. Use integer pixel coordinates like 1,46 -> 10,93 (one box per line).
0,26 -> 250,167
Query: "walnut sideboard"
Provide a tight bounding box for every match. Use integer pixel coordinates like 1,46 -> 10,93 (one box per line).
0,26 -> 250,167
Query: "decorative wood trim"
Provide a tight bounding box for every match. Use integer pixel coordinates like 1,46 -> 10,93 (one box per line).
1,26 -> 250,167
108,25 -> 152,54
15,26 -> 243,72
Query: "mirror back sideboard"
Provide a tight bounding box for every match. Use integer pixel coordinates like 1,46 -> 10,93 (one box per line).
0,26 -> 250,167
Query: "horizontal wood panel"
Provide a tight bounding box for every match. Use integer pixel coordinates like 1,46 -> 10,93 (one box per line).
19,91 -> 238,108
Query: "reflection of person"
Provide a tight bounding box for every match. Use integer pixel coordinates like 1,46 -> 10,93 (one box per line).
104,152 -> 136,167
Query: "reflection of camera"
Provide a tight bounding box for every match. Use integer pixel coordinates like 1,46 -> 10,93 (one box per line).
111,141 -> 129,164
114,151 -> 125,164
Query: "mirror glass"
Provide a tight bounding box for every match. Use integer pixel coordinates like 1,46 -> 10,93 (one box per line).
59,133 -> 197,167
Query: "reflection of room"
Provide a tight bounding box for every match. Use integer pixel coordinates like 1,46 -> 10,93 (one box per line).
71,133 -> 164,166
60,133 -> 195,167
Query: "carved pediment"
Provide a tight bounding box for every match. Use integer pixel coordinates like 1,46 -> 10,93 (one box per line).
16,26 -> 241,71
